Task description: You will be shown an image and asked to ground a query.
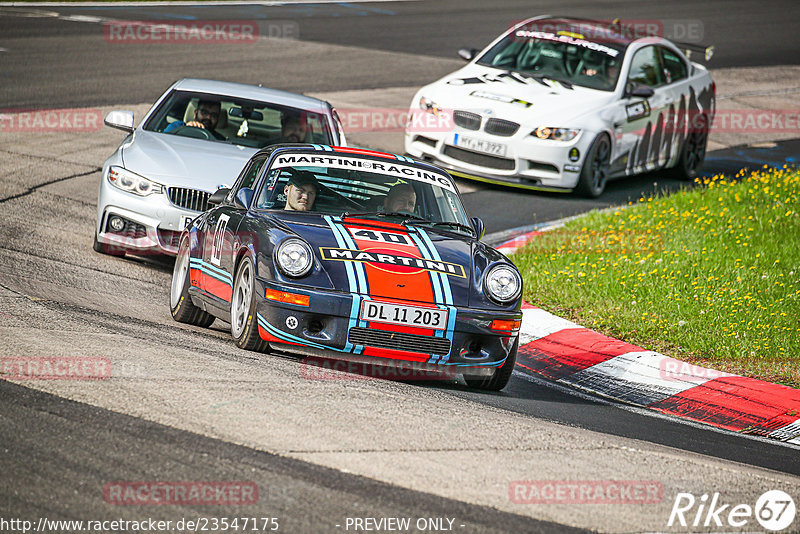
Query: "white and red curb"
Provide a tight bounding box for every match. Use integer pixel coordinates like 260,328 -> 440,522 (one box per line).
495,226 -> 800,444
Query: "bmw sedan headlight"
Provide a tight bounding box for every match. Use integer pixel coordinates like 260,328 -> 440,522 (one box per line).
485,264 -> 522,304
107,166 -> 163,196
418,96 -> 442,116
532,127 -> 581,142
275,238 -> 313,277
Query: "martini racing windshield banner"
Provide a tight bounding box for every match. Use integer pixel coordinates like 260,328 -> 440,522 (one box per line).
272,152 -> 457,193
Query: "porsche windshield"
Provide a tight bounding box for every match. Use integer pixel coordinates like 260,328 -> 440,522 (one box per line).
257,152 -> 472,234
143,90 -> 334,149
476,30 -> 625,91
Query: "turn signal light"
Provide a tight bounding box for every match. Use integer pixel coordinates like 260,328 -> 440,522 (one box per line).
265,288 -> 310,306
490,319 -> 521,332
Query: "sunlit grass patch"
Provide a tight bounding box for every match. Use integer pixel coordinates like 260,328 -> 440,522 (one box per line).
513,166 -> 800,388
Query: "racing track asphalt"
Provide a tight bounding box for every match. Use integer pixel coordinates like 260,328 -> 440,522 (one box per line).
1,1 -> 800,531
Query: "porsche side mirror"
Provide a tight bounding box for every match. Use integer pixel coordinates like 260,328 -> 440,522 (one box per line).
625,82 -> 655,99
104,110 -> 134,133
471,217 -> 485,240
458,48 -> 478,61
208,187 -> 230,207
234,187 -> 254,210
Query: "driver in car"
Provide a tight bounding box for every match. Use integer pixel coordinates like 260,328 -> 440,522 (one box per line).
165,100 -> 226,140
283,170 -> 318,211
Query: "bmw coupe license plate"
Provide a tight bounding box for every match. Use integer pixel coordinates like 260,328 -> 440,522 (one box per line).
360,301 -> 447,330
455,134 -> 507,157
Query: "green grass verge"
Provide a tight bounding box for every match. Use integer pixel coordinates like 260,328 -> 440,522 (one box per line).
512,167 -> 800,388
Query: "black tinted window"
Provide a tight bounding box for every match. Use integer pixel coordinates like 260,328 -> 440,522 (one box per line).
660,47 -> 688,84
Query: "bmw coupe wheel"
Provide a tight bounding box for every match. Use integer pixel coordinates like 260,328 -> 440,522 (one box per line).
575,134 -> 611,198
170,236 -> 215,327
464,338 -> 518,391
668,114 -> 709,181
231,255 -> 269,352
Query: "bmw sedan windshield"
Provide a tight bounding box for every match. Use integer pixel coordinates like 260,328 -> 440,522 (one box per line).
142,90 -> 334,149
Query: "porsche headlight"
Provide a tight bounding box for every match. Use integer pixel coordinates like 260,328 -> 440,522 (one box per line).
107,166 -> 163,196
418,96 -> 442,116
485,264 -> 522,304
275,238 -> 313,278
532,127 -> 580,142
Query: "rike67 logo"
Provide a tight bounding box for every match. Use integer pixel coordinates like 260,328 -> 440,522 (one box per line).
668,490 -> 796,531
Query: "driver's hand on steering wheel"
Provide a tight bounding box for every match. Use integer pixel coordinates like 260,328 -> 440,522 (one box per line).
185,121 -> 206,129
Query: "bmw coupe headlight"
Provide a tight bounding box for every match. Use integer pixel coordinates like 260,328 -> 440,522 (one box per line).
275,238 -> 313,277
485,264 -> 522,304
532,127 -> 580,142
418,96 -> 442,116
107,166 -> 163,196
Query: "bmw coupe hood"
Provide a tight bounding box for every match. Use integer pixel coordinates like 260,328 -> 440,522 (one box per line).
121,130 -> 257,191
278,216 -> 480,308
424,64 -> 616,124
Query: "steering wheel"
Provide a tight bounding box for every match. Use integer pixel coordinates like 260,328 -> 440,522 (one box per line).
168,124 -> 214,140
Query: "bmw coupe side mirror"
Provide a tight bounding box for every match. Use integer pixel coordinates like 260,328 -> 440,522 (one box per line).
471,217 -> 485,240
208,187 -> 230,207
458,48 -> 477,61
625,82 -> 655,99
104,110 -> 134,133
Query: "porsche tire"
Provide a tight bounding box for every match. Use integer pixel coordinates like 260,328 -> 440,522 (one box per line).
170,236 -> 215,327
464,338 -> 518,391
575,134 -> 611,198
231,255 -> 269,352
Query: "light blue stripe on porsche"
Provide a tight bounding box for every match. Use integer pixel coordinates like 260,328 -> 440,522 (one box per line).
412,228 -> 458,364
332,216 -> 369,303
189,258 -> 233,285
257,313 -> 339,352
323,215 -> 361,353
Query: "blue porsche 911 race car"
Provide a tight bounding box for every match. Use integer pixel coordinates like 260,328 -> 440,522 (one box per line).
169,144 -> 522,390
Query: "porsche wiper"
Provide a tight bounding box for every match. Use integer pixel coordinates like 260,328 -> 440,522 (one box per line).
341,211 -> 427,222
407,220 -> 475,236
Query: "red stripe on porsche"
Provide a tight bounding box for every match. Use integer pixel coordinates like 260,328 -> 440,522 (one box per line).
194,271 -> 232,302
343,222 -> 437,313
516,328 -> 643,380
330,146 -> 397,159
649,376 -> 800,435
258,325 -> 302,346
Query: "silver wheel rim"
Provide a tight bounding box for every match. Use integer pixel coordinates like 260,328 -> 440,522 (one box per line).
231,259 -> 253,338
170,240 -> 190,309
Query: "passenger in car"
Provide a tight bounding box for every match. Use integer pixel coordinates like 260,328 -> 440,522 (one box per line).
280,112 -> 310,143
383,183 -> 416,213
283,170 -> 318,211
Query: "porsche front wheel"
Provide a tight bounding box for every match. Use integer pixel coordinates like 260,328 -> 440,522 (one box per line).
170,236 -> 215,327
231,255 -> 269,352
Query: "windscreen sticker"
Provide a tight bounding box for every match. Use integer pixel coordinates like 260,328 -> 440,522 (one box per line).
320,247 -> 466,278
515,29 -> 620,57
273,153 -> 456,193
